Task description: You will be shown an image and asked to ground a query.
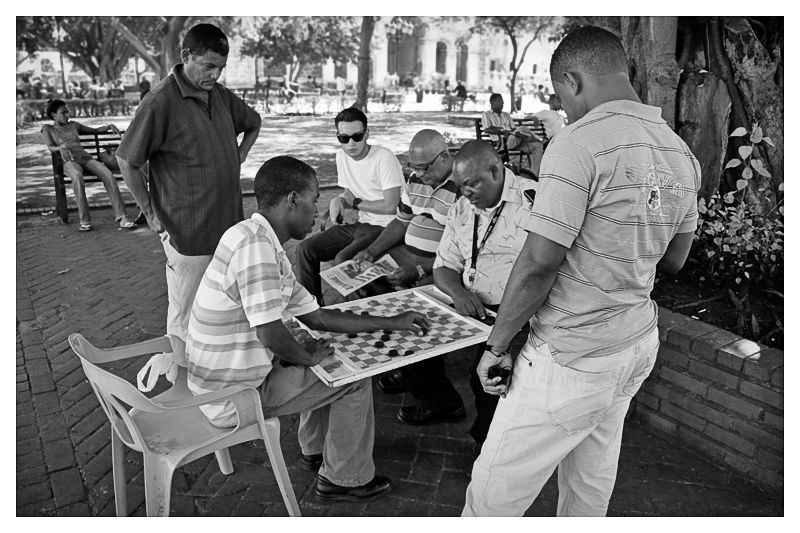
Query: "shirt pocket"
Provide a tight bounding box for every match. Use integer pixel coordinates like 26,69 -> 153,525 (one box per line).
545,358 -> 619,435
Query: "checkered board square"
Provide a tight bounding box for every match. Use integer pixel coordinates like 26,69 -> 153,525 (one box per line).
295,288 -> 492,387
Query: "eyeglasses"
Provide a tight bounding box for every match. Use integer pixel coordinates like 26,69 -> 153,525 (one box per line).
405,150 -> 447,176
336,131 -> 366,144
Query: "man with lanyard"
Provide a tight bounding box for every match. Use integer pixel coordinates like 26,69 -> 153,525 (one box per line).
351,129 -> 464,424
296,106 -> 404,305
434,140 -> 536,453
463,25 -> 699,516
117,23 -> 261,365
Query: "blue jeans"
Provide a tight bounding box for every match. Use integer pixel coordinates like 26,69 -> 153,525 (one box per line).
295,222 -> 384,305
463,328 -> 660,516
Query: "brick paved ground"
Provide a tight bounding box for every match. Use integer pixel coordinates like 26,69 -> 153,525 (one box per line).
16,189 -> 783,516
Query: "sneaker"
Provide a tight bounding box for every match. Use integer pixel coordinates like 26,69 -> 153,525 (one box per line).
376,370 -> 405,394
397,404 -> 466,426
314,474 -> 393,503
300,453 -> 323,471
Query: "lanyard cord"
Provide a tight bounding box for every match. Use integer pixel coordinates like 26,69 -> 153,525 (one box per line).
469,201 -> 506,284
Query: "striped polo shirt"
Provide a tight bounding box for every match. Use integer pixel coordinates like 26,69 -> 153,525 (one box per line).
116,64 -> 262,256
186,213 -> 319,426
525,100 -> 700,365
397,175 -> 461,255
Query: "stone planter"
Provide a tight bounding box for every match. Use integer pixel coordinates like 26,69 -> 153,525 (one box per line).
633,307 -> 783,490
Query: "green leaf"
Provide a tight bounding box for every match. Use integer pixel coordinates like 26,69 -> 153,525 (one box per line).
742,166 -> 753,181
723,192 -> 735,204
706,250 -> 715,258
750,127 -> 763,144
738,145 -> 753,160
778,182 -> 784,192
762,136 -> 775,147
730,127 -> 748,137
736,179 -> 748,190
725,158 -> 742,169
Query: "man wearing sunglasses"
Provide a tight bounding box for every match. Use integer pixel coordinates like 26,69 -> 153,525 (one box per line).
296,106 -> 404,305
350,129 -> 465,424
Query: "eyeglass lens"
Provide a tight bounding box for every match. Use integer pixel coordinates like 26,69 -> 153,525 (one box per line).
337,132 -> 366,144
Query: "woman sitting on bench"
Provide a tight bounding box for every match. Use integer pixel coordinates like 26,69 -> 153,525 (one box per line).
41,99 -> 136,232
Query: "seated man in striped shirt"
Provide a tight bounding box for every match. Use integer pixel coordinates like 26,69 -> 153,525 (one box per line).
351,129 -> 465,425
186,156 -> 430,503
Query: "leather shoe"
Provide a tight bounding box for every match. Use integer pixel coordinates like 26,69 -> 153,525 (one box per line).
376,370 -> 406,394
315,474 -> 393,503
300,453 -> 323,471
397,404 -> 466,426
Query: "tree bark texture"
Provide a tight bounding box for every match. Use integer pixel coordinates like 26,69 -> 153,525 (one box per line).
723,17 -> 784,191
676,66 -> 731,200
355,17 -> 375,112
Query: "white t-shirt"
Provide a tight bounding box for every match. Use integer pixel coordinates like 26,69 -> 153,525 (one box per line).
336,144 -> 404,227
533,109 -> 567,139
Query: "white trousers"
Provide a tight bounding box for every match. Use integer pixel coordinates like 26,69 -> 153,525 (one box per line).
161,233 -> 212,365
463,328 -> 660,516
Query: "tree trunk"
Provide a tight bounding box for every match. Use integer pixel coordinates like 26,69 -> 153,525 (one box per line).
355,16 -> 375,112
676,66 -> 731,200
723,17 -> 783,206
112,16 -> 186,81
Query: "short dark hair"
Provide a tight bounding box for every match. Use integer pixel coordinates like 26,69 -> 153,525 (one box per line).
550,25 -> 628,79
254,156 -> 317,209
489,93 -> 503,103
46,99 -> 66,118
182,23 -> 229,57
335,106 -> 367,131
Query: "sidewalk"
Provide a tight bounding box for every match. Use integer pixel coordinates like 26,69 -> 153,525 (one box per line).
16,190 -> 783,516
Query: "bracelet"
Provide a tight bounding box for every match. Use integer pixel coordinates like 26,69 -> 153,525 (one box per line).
488,347 -> 509,358
416,264 -> 426,280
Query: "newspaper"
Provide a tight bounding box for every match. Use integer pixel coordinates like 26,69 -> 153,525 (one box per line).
320,255 -> 399,296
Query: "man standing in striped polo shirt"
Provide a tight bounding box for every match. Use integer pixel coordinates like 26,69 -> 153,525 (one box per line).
463,26 -> 700,516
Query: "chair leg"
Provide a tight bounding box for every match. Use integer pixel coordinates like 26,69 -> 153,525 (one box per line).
143,455 -> 176,517
111,430 -> 128,517
261,419 -> 301,516
214,448 -> 234,475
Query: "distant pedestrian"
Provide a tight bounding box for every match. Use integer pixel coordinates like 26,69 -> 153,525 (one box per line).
138,77 -> 151,101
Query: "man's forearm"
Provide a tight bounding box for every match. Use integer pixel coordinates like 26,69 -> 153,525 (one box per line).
299,308 -> 396,334
433,266 -> 467,299
238,123 -> 262,163
486,255 -> 558,352
117,156 -> 153,216
365,219 -> 407,258
357,198 -> 397,215
256,322 -> 317,366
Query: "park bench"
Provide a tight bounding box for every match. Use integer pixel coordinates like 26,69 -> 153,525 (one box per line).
50,130 -> 127,223
474,116 -> 547,174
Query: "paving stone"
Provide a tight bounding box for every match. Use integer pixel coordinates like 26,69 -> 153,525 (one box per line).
50,468 -> 86,508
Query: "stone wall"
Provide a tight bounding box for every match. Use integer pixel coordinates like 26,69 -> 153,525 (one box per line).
634,308 -> 784,490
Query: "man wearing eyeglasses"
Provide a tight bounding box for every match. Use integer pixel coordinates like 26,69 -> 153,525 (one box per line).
351,129 -> 465,424
296,106 -> 404,305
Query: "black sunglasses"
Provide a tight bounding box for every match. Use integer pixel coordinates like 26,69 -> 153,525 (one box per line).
336,131 -> 366,144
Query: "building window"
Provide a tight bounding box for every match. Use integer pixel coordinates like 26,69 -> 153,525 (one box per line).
456,44 -> 468,82
489,60 -> 496,72
435,42 -> 447,74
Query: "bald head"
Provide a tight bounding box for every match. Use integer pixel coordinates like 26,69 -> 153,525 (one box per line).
453,140 -> 502,173
409,129 -> 448,161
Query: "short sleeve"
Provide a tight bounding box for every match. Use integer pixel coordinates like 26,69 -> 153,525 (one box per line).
220,87 -> 261,134
396,187 -> 414,223
676,157 -> 701,234
228,234 -> 285,328
433,201 -> 466,273
116,100 -> 165,168
524,137 -> 594,249
377,150 -> 405,191
284,278 -> 319,318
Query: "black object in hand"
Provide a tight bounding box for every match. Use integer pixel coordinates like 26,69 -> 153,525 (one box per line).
487,365 -> 511,386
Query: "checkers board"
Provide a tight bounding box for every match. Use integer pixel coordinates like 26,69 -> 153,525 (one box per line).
296,287 -> 492,387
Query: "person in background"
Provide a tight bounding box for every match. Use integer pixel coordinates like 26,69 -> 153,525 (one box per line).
41,100 -> 136,232
533,94 -> 567,139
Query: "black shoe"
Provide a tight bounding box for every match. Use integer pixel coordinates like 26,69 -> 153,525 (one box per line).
314,474 -> 393,503
300,453 -> 323,471
397,404 -> 466,426
376,370 -> 406,394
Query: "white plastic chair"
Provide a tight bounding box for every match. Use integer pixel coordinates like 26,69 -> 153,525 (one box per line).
69,333 -> 301,517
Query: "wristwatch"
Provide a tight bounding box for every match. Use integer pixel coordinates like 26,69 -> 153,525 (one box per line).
416,264 -> 426,280
352,198 -> 362,210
